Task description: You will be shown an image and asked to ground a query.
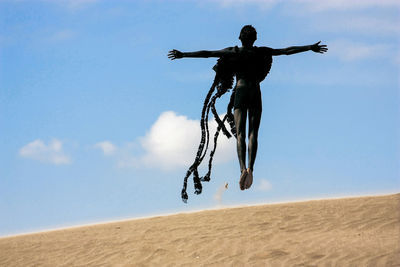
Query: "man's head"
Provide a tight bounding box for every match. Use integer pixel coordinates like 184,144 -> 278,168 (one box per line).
239,25 -> 257,47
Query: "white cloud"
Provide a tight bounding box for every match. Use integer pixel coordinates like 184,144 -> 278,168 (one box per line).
19,139 -> 71,165
212,0 -> 280,9
293,0 -> 400,12
256,179 -> 272,191
212,0 -> 400,11
328,40 -> 391,61
118,111 -> 236,170
94,141 -> 116,156
313,15 -> 400,36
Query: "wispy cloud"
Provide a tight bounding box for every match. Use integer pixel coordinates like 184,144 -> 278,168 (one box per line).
328,40 -> 392,61
212,0 -> 280,9
94,141 -> 116,156
47,29 -> 76,42
3,0 -> 100,10
41,0 -> 100,10
62,0 -> 99,9
212,0 -> 400,11
292,0 -> 400,12
312,15 -> 400,36
211,0 -> 400,37
256,179 -> 272,191
19,139 -> 71,165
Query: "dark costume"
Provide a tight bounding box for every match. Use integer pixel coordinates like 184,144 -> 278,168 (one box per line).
181,46 -> 273,203
234,46 -> 274,109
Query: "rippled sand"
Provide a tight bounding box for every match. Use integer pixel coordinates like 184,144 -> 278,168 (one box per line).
1,194 -> 399,266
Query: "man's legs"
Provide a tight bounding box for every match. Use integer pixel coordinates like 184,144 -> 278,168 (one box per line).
246,107 -> 262,189
234,108 -> 247,190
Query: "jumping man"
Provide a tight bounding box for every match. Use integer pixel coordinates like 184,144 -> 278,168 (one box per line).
168,25 -> 327,191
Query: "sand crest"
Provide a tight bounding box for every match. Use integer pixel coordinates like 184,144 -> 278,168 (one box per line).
1,194 -> 399,266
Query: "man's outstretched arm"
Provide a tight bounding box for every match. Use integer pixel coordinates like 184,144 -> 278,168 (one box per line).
271,41 -> 327,56
168,48 -> 234,60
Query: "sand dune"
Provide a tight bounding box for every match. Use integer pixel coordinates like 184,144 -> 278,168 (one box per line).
1,194 -> 399,266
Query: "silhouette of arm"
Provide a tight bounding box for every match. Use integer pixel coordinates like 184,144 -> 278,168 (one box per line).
270,41 -> 327,56
168,47 -> 235,60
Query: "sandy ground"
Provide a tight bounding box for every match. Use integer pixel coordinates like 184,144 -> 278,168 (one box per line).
1,194 -> 399,266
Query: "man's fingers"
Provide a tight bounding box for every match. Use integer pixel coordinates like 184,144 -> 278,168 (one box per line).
168,50 -> 178,60
318,45 -> 328,53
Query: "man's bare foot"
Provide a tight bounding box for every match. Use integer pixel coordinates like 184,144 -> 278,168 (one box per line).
239,169 -> 248,190
245,168 -> 253,189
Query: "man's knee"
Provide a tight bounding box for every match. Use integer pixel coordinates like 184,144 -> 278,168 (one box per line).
237,131 -> 246,142
248,131 -> 258,141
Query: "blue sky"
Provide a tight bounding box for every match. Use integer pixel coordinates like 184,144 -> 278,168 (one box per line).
0,0 -> 399,236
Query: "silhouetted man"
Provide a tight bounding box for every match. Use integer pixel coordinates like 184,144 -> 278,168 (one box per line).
169,25 -> 327,191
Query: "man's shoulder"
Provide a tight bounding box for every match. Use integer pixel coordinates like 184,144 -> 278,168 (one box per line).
223,46 -> 239,52
255,46 -> 274,55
